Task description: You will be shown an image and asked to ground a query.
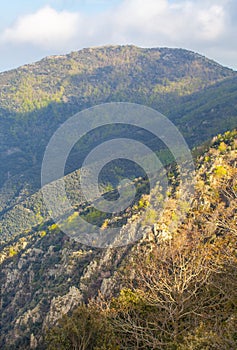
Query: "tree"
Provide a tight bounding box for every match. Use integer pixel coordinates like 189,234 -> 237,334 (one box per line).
108,224 -> 237,349
46,303 -> 119,350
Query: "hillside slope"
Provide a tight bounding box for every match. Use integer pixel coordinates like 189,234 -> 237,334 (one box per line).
0,129 -> 236,349
0,45 -> 236,191
0,46 -> 237,349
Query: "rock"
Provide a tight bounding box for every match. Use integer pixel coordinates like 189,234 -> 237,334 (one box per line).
43,286 -> 83,329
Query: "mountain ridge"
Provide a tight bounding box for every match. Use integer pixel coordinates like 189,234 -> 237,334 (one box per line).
0,45 -> 237,349
0,45 -> 237,243
0,45 -> 236,192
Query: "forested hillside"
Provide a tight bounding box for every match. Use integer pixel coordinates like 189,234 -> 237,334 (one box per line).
0,130 -> 236,349
46,130 -> 237,350
0,45 -> 236,193
0,46 -> 237,349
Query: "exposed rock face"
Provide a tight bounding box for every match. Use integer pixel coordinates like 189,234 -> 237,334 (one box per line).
0,221 -> 136,349
30,333 -> 38,349
43,286 -> 83,329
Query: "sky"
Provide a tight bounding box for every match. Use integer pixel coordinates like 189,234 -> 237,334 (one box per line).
0,0 -> 237,72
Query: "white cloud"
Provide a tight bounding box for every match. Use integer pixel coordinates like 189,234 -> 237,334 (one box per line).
1,6 -> 81,49
196,5 -> 226,40
0,0 -> 236,70
108,0 -> 227,44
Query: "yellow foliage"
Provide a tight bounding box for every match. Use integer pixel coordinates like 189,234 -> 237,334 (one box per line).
101,219 -> 109,230
9,247 -> 17,257
67,212 -> 79,223
214,165 -> 227,178
48,223 -> 60,233
138,195 -> 150,209
40,230 -> 47,237
218,141 -> 227,153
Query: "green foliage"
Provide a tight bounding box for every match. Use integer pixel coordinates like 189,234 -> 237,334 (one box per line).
0,45 -> 236,193
0,44 -> 237,349
46,304 -> 119,350
45,130 -> 237,350
142,208 -> 158,225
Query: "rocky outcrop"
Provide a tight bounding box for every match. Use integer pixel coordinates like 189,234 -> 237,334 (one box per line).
43,286 -> 83,329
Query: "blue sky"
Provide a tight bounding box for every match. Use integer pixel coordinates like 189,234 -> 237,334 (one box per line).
1,0 -> 120,22
0,0 -> 236,72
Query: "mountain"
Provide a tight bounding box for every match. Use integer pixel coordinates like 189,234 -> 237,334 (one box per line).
0,129 -> 236,349
47,129 -> 237,350
0,45 -> 237,242
0,46 -> 237,349
0,45 -> 236,192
